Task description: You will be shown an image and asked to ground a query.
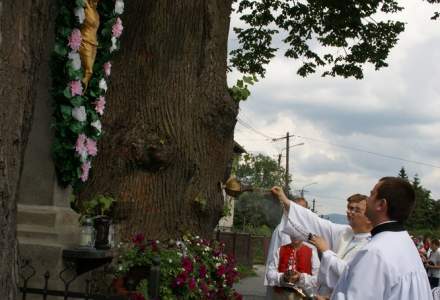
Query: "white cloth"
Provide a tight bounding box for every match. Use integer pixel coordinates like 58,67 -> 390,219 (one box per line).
433,287 -> 440,300
281,202 -> 370,296
331,230 -> 433,300
265,223 -> 292,287
318,232 -> 371,290
428,249 -> 440,279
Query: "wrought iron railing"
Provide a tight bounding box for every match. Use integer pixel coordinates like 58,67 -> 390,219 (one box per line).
18,257 -> 159,300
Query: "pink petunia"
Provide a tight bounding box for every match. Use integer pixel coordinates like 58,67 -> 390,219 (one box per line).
80,161 -> 91,182
199,265 -> 207,278
132,233 -> 145,245
103,62 -> 112,77
181,257 -> 193,273
94,96 -> 106,115
75,134 -> 88,158
70,80 -> 83,96
112,17 -> 123,38
86,138 -> 97,156
68,29 -> 82,51
188,277 -> 196,290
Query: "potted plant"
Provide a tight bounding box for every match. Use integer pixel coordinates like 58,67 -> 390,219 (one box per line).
72,195 -> 116,249
114,234 -> 243,300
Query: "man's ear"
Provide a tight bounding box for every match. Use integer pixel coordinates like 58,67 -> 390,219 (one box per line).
377,198 -> 387,212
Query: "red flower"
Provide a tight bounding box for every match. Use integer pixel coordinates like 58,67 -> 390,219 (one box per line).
188,277 -> 196,290
199,264 -> 207,278
132,233 -> 145,245
233,291 -> 243,300
173,272 -> 188,287
216,265 -> 226,277
150,240 -> 159,252
130,293 -> 145,300
182,257 -> 193,273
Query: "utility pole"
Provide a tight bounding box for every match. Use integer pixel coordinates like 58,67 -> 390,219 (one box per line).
312,198 -> 316,213
285,132 -> 290,194
277,154 -> 282,167
272,133 -> 304,196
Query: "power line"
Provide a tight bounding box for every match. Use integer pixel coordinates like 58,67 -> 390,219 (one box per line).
294,134 -> 440,169
236,118 -> 274,140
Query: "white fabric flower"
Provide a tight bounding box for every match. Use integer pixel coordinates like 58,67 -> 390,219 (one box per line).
68,52 -> 81,70
91,120 -> 102,133
72,106 -> 87,122
114,0 -> 124,15
99,78 -> 108,91
110,37 -> 118,53
74,7 -> 85,24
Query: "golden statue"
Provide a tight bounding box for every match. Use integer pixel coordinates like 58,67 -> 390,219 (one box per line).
79,0 -> 100,90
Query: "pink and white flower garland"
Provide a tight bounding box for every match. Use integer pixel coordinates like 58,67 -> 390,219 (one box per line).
67,0 -> 124,183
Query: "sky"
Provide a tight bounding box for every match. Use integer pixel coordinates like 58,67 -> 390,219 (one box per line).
228,0 -> 440,215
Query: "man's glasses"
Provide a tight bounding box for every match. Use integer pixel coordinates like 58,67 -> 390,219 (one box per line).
346,207 -> 364,214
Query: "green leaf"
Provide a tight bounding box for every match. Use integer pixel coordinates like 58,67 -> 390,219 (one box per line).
70,122 -> 84,134
75,0 -> 85,7
70,96 -> 83,107
54,43 -> 68,57
60,105 -> 72,119
63,87 -> 72,99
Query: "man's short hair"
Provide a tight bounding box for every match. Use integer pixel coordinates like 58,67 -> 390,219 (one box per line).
294,197 -> 308,208
378,177 -> 415,223
432,239 -> 440,247
347,194 -> 367,203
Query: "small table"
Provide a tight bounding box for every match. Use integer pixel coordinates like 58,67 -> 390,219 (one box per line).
62,247 -> 113,275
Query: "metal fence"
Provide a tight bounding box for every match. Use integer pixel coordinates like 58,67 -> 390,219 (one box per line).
18,258 -> 159,300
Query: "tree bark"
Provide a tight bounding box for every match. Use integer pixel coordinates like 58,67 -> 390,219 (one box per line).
79,0 -> 237,239
0,0 -> 53,297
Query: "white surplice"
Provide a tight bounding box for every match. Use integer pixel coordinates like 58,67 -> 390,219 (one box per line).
318,232 -> 371,290
331,230 -> 433,300
265,223 -> 293,299
265,223 -> 293,286
280,202 -> 370,296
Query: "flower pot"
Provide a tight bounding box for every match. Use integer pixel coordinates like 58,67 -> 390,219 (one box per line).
94,216 -> 111,249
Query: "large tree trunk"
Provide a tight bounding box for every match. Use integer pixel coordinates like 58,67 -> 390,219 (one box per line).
0,0 -> 52,297
79,0 -> 236,239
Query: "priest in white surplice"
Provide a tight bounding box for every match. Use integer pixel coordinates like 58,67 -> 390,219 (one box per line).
270,190 -> 372,297
330,177 -> 432,299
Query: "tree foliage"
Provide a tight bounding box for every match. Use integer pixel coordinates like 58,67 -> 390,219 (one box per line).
233,154 -> 287,233
398,168 -> 440,231
230,0 -> 405,79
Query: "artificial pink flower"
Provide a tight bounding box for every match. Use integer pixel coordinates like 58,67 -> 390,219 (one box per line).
75,134 -> 88,159
112,17 -> 123,38
86,138 -> 97,156
70,80 -> 83,96
94,96 -> 106,115
80,161 -> 91,182
68,29 -> 82,51
103,62 -> 112,77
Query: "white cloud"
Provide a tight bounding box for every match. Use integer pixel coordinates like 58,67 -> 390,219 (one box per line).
230,0 -> 440,214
